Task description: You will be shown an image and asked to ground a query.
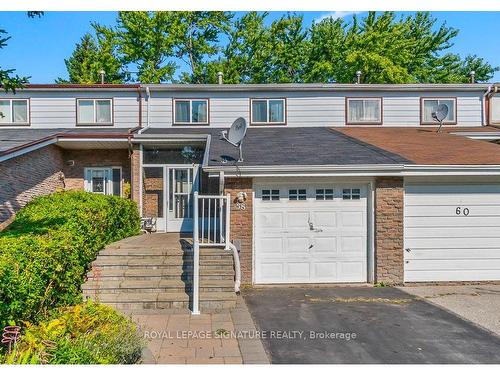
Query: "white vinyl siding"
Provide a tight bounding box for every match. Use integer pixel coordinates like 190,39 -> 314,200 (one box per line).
404,183 -> 500,282
0,99 -> 29,125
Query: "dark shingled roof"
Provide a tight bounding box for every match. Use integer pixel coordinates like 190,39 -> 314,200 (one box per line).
141,127 -> 413,166
0,128 -> 134,155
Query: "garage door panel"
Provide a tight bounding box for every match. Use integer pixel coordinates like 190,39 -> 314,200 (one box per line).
285,236 -> 311,255
405,269 -> 500,282
312,236 -> 337,253
312,211 -> 337,227
408,237 -> 500,249
406,226 -> 500,238
340,211 -> 364,227
258,237 -> 284,257
406,248 -> 500,260
404,183 -> 500,282
406,216 -> 500,227
257,212 -> 284,228
255,182 -> 368,284
405,205 -> 500,217
286,211 -> 310,228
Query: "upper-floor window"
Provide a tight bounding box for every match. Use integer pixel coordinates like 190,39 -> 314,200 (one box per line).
346,98 -> 382,125
421,98 -> 456,125
173,99 -> 209,125
77,99 -> 113,125
0,99 -> 29,125
251,98 -> 286,125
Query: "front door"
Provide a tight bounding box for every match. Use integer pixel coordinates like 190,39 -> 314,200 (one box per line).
166,166 -> 199,232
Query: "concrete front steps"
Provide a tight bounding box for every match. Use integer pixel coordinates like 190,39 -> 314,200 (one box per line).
83,234 -> 237,311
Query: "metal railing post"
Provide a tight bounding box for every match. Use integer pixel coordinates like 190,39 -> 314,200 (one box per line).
225,194 -> 231,250
192,191 -> 200,315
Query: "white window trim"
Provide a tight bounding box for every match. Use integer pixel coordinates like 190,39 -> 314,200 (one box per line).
250,98 -> 286,125
0,99 -> 30,125
421,97 -> 457,125
77,98 -> 113,125
346,97 -> 382,124
173,98 -> 209,125
84,166 -> 122,196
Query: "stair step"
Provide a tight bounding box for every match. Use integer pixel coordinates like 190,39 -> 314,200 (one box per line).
82,279 -> 235,293
100,247 -> 228,257
87,268 -> 235,281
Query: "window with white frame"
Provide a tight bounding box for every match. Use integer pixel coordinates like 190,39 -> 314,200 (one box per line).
316,188 -> 334,200
262,189 -> 280,201
421,98 -> 456,124
342,188 -> 361,200
251,99 -> 285,124
289,189 -> 307,201
346,98 -> 382,124
77,99 -> 113,125
84,167 -> 122,196
0,99 -> 29,125
173,99 -> 208,124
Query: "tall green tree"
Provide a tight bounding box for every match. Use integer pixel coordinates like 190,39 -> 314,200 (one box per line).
305,12 -> 497,83
57,30 -> 126,84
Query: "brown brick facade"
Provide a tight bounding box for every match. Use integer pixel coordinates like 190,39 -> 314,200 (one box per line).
0,145 -> 65,228
62,149 -> 130,192
224,178 -> 253,285
374,177 -> 404,284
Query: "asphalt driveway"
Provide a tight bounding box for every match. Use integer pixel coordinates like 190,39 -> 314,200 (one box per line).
243,286 -> 500,364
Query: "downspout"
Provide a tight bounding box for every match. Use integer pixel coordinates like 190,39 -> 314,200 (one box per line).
138,86 -> 151,134
483,85 -> 494,126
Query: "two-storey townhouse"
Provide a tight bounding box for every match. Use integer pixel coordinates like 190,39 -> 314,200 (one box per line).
2,82 -> 500,286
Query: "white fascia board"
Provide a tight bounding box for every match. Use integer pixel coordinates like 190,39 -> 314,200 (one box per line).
451,132 -> 500,140
205,164 -> 500,177
56,138 -> 129,143
0,138 -> 58,163
133,134 -> 209,141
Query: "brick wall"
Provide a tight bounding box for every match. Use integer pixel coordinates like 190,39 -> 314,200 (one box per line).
374,177 -> 404,284
224,178 -> 253,285
63,149 -> 130,192
131,144 -> 140,205
0,145 -> 65,228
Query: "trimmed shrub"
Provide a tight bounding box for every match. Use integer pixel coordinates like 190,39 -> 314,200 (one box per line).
2,301 -> 144,364
0,191 -> 140,326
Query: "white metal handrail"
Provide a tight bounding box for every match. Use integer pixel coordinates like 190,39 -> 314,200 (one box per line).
192,192 -> 240,315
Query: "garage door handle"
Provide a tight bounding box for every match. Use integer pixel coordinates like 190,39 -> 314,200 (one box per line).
405,248 -> 411,252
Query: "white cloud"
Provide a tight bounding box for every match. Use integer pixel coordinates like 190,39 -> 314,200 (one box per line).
315,11 -> 362,23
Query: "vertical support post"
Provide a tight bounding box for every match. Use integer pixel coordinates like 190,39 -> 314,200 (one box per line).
192,192 -> 200,315
225,193 -> 231,250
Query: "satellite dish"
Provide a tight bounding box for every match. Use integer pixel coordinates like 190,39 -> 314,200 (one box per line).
432,103 -> 449,133
221,117 -> 248,162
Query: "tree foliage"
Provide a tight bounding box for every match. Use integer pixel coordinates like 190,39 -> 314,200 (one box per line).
61,11 -> 498,84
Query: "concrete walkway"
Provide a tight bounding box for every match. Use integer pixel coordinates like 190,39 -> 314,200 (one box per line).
399,284 -> 500,337
125,296 -> 268,364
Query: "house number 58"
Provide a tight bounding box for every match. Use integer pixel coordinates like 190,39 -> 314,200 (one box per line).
456,207 -> 470,216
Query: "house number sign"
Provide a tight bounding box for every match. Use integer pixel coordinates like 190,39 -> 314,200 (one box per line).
236,202 -> 246,210
455,207 -> 470,216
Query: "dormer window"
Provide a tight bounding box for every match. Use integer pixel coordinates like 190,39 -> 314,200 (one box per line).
0,99 -> 29,125
346,98 -> 382,125
77,99 -> 113,125
173,99 -> 209,125
251,98 -> 286,125
421,98 -> 457,125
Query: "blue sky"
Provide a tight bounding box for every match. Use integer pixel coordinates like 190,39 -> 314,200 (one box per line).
1,11 -> 499,83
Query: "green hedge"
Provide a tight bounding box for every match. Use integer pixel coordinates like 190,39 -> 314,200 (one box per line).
2,301 -> 144,364
0,191 -> 140,326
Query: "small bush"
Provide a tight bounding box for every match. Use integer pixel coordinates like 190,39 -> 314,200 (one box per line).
2,301 -> 144,364
0,191 -> 140,326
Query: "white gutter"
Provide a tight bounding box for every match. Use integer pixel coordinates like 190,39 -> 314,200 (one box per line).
138,86 -> 150,134
204,164 -> 500,177
483,85 -> 495,126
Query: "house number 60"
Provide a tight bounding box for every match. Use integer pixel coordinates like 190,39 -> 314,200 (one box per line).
456,207 -> 470,216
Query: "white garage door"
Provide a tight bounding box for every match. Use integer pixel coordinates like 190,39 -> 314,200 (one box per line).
405,184 -> 500,282
254,182 -> 368,283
